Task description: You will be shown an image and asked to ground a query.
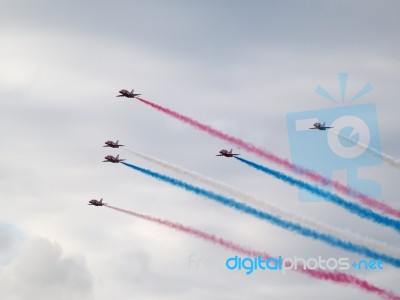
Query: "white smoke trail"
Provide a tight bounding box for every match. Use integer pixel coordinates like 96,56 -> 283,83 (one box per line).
330,130 -> 400,169
124,148 -> 400,258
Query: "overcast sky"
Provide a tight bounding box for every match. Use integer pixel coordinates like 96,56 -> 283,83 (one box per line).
1,1 -> 399,299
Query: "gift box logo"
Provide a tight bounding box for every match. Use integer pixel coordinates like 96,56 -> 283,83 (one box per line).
286,73 -> 382,202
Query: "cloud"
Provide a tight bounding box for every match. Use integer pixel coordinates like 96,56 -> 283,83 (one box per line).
112,248 -> 151,282
0,1 -> 399,299
0,228 -> 13,252
0,237 -> 94,300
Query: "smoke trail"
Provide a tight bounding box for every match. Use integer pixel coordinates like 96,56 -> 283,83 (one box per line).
105,205 -> 400,300
235,156 -> 400,233
124,148 -> 400,258
134,97 -> 400,219
330,130 -> 400,169
121,162 -> 400,267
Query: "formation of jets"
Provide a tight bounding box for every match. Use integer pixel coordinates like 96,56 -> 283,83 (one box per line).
309,122 -> 333,131
91,88 -> 333,207
91,89 -> 140,207
102,89 -> 137,165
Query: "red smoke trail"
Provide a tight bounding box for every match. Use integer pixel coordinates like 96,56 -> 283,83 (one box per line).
135,97 -> 400,219
105,204 -> 400,300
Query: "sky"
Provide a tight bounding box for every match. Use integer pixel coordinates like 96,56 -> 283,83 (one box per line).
1,0 -> 399,299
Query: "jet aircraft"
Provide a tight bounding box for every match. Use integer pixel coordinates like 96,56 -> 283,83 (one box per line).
216,149 -> 240,157
116,89 -> 141,98
309,122 -> 333,131
103,154 -> 125,163
103,140 -> 124,148
88,198 -> 106,206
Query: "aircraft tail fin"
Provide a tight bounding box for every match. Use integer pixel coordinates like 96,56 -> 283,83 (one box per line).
116,140 -> 119,144
100,199 -> 103,203
230,149 -> 233,154
116,154 -> 119,159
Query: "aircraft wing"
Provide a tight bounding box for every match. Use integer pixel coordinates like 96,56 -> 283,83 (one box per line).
309,127 -> 317,129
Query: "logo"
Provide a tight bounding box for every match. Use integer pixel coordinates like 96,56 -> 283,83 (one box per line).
286,73 -> 382,201
225,255 -> 384,275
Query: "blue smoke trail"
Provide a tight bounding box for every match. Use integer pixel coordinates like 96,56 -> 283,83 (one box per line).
235,156 -> 400,233
121,162 -> 400,267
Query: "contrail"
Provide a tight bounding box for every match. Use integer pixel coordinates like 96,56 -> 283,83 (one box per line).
235,156 -> 400,233
121,162 -> 400,267
124,148 -> 400,258
105,205 -> 400,300
133,97 -> 400,219
330,130 -> 400,169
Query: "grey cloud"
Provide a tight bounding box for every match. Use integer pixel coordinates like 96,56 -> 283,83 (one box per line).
2,0 -> 400,61
0,237 -> 94,300
112,248 -> 151,282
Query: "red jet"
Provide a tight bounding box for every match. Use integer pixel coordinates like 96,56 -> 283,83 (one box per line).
216,149 -> 240,157
116,89 -> 141,98
309,122 -> 333,131
103,154 -> 125,163
88,198 -> 106,206
103,140 -> 124,148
